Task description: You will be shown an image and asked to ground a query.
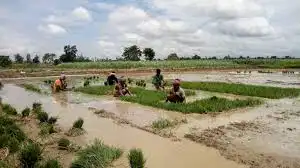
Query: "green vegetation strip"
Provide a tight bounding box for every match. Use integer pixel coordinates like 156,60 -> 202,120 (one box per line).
75,86 -> 261,114
20,83 -> 42,93
71,139 -> 122,168
180,81 -> 300,99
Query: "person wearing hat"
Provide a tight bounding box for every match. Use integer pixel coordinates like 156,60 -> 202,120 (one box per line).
114,77 -> 131,97
105,71 -> 118,86
166,79 -> 186,103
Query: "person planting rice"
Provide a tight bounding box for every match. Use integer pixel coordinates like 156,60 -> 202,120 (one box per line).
166,79 -> 186,103
52,73 -> 67,92
114,77 -> 132,97
105,71 -> 118,86
152,69 -> 164,90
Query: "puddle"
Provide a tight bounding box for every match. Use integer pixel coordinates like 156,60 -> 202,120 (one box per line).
0,84 -> 245,168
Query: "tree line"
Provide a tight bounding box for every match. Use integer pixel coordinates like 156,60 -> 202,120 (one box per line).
0,44 -> 297,67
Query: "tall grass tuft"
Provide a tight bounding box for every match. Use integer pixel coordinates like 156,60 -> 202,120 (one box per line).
37,111 -> 49,123
71,139 -> 122,168
73,118 -> 84,129
0,116 -> 26,142
0,134 -> 20,153
19,142 -> 42,168
32,102 -> 42,113
21,107 -> 31,117
41,159 -> 62,168
128,148 -> 146,168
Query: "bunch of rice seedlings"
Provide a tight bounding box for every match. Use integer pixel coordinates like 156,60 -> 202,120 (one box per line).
40,159 -> 62,168
47,117 -> 58,124
151,119 -> 174,130
32,102 -> 42,113
71,139 -> 122,168
74,86 -> 114,96
21,107 -> 31,117
127,78 -> 133,84
2,104 -> 17,115
73,118 -> 84,129
136,80 -> 146,87
83,80 -> 90,87
128,148 -> 146,168
37,111 -> 49,123
19,142 -> 42,168
57,138 -> 70,150
21,83 -> 42,93
0,134 -> 20,153
39,123 -> 55,136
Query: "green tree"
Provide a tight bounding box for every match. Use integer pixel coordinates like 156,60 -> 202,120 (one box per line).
167,53 -> 179,60
60,45 -> 78,62
143,48 -> 155,61
122,45 -> 142,61
26,54 -> 32,63
32,55 -> 40,64
192,55 -> 201,60
0,56 -> 12,67
14,53 -> 24,63
42,53 -> 56,64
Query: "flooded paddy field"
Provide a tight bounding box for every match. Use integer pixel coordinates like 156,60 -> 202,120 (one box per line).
0,70 -> 299,168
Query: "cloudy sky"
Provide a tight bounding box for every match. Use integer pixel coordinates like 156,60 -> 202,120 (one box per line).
0,0 -> 299,59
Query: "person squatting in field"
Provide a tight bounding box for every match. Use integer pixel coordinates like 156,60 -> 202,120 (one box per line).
114,77 -> 132,97
166,79 -> 186,103
105,71 -> 118,86
52,73 -> 67,92
152,69 -> 165,90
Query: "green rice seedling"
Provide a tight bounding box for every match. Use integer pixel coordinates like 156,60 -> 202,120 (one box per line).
75,86 -> 114,95
151,119 -> 174,130
83,80 -> 90,87
2,103 -> 17,115
47,117 -> 58,124
32,102 -> 42,114
71,139 -> 122,168
180,81 -> 300,99
0,118 -> 26,142
19,142 -> 42,168
73,118 -> 84,129
37,112 -> 49,123
128,148 -> 146,168
21,107 -> 31,117
39,123 -> 56,136
40,159 -> 62,168
20,83 -> 42,93
0,134 -> 20,153
57,138 -> 70,150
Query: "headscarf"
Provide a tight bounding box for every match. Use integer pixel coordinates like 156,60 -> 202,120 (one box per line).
60,72 -> 66,80
173,78 -> 181,86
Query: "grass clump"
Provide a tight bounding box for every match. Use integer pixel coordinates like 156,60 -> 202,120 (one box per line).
39,123 -> 56,136
37,111 -> 49,123
0,134 -> 20,153
151,119 -> 174,130
20,83 -> 41,93
73,118 -> 84,129
128,148 -> 146,168
40,159 -> 62,168
75,85 -> 114,95
32,102 -> 42,113
58,138 -> 70,150
2,103 -> 17,115
21,107 -> 31,117
180,81 -> 300,99
0,161 -> 10,168
71,139 -> 122,168
19,142 -> 42,168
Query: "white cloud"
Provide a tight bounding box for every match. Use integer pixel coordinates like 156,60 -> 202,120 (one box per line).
98,40 -> 115,47
72,6 -> 92,21
96,2 -> 116,10
109,6 -> 148,24
38,24 -> 67,35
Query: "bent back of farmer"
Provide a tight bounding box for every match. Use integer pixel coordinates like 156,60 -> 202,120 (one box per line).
166,79 -> 186,103
105,71 -> 118,86
52,73 -> 67,92
152,69 -> 164,90
114,77 -> 131,97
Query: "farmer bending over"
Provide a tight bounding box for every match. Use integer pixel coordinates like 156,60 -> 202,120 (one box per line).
105,71 -> 118,86
152,69 -> 164,90
52,73 -> 67,92
114,77 -> 132,97
166,79 -> 186,103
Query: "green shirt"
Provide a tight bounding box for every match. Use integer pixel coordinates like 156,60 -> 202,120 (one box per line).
152,74 -> 164,85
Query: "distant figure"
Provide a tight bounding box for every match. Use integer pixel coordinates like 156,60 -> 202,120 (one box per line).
105,71 -> 118,86
114,77 -> 131,97
52,73 -> 67,92
152,69 -> 164,90
166,79 -> 186,103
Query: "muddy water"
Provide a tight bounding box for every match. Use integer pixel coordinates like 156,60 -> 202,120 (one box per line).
0,84 -> 246,168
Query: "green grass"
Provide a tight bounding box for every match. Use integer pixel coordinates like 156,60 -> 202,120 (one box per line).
37,111 -> 49,123
40,159 -> 62,168
20,83 -> 42,93
0,161 -> 10,168
128,148 -> 146,168
58,138 -> 70,150
151,119 -> 174,130
73,118 -> 84,129
19,142 -> 42,168
75,85 -> 114,95
21,107 -> 31,117
180,81 -> 300,99
2,103 -> 18,115
39,123 -> 56,136
71,139 -> 122,168
76,86 -> 261,114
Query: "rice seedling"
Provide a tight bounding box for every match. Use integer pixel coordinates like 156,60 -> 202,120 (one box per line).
128,148 -> 146,168
32,102 -> 42,113
71,139 -> 122,168
19,142 -> 42,168
57,138 -> 70,150
73,118 -> 84,129
180,81 -> 300,99
151,119 -> 174,130
39,123 -> 56,136
83,80 -> 90,87
0,117 -> 26,142
21,107 -> 31,117
136,80 -> 146,87
40,159 -> 62,168
75,85 -> 114,95
2,103 -> 17,115
47,117 -> 58,124
37,111 -> 49,123
20,83 -> 42,93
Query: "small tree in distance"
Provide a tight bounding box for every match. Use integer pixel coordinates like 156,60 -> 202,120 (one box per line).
143,48 -> 155,61
122,45 -> 142,61
32,55 -> 40,64
167,53 -> 179,60
14,53 -> 24,63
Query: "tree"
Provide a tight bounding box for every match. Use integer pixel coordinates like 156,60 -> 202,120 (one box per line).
53,59 -> 61,65
26,54 -> 32,63
43,53 -> 56,64
32,55 -> 40,64
0,56 -> 12,67
60,45 -> 78,62
143,48 -> 155,61
167,53 -> 179,60
122,45 -> 142,61
76,54 -> 91,62
14,53 -> 24,63
192,55 -> 201,60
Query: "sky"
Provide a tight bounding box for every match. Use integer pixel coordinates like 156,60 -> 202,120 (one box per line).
0,0 -> 299,59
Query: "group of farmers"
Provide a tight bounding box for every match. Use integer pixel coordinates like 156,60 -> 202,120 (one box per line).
52,69 -> 186,103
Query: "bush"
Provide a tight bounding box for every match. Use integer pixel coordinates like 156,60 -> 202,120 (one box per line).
73,118 -> 84,129
0,134 -> 20,153
47,117 -> 58,125
37,112 -> 49,123
2,104 -> 18,115
58,138 -> 70,150
21,107 -> 31,117
128,148 -> 146,168
19,142 -> 42,168
41,159 -> 62,168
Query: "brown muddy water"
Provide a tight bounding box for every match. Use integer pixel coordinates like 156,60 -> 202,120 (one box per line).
1,70 -> 300,168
